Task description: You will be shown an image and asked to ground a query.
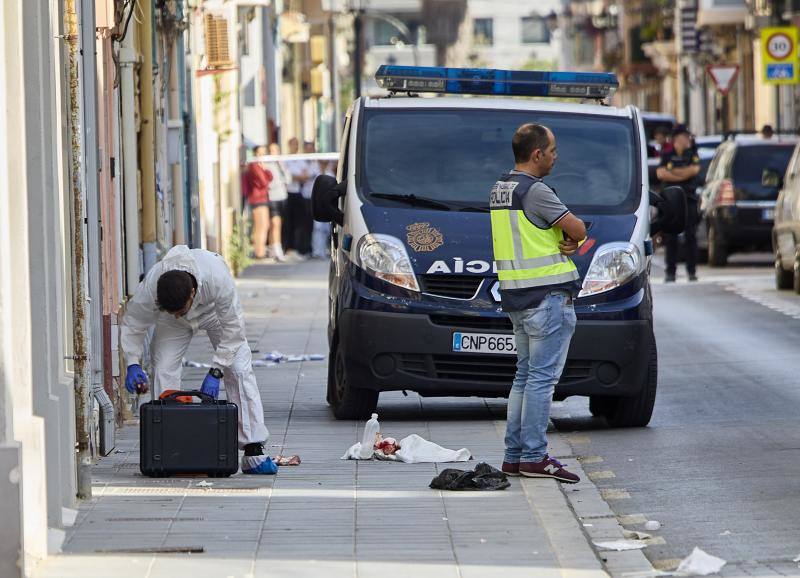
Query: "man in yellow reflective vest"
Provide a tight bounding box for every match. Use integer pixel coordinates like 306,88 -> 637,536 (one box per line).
490,123 -> 587,483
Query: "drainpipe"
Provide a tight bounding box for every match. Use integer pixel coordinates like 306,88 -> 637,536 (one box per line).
120,24 -> 141,290
65,0 -> 92,499
78,0 -> 115,457
139,0 -> 158,271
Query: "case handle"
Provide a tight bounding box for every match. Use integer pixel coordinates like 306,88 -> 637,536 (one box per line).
160,390 -> 216,404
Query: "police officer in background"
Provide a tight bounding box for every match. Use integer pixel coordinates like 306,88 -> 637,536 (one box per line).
656,124 -> 701,283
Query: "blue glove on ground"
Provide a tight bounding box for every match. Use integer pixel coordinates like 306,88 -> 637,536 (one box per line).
125,364 -> 149,394
200,372 -> 221,399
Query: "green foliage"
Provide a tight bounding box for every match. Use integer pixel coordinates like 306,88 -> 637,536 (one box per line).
227,214 -> 251,277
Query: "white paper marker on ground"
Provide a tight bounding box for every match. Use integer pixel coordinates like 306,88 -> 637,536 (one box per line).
674,547 -> 726,576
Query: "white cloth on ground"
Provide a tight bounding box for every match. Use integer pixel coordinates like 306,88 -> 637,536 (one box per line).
120,245 -> 269,448
341,434 -> 471,463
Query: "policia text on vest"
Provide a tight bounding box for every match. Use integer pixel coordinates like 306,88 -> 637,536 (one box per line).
490,172 -> 580,296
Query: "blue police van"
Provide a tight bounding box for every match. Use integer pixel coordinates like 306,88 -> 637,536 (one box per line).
313,66 -> 686,427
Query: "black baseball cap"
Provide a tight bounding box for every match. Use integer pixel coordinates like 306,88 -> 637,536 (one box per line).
671,124 -> 691,137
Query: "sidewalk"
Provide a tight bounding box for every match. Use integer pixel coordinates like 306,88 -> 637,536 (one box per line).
34,260 -> 624,578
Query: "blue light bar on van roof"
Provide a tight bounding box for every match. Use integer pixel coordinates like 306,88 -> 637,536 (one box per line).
375,65 -> 618,99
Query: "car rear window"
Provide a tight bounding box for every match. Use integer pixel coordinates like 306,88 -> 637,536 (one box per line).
732,145 -> 794,195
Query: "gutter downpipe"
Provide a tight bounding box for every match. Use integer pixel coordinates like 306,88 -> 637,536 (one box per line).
79,0 -> 115,458
140,0 -> 158,271
120,29 -> 141,291
65,0 -> 92,499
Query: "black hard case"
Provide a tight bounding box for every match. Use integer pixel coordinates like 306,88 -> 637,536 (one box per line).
139,390 -> 239,477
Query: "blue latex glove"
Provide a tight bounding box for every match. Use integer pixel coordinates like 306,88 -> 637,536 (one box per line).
200,372 -> 221,399
125,364 -> 149,394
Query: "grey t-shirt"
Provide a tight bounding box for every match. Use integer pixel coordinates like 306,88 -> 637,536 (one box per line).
510,169 -> 570,229
500,170 -> 580,312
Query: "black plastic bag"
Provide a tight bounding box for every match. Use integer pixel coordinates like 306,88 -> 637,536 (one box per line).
429,462 -> 510,491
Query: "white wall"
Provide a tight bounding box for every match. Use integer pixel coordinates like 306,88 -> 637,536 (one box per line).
466,0 -> 561,69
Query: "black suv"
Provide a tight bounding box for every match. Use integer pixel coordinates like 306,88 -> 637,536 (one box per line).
699,136 -> 797,266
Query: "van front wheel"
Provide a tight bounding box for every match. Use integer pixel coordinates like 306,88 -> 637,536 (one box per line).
600,335 -> 658,428
329,344 -> 379,420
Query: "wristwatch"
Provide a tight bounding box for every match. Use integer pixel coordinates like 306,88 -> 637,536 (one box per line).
208,367 -> 223,379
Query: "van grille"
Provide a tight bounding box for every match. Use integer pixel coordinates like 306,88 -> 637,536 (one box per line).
429,314 -> 512,331
398,353 -> 592,385
419,275 -> 482,299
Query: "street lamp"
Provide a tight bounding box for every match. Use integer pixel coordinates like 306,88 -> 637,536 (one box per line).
349,0 -> 368,99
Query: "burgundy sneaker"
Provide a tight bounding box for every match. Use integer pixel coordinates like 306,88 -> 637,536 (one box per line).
501,462 -> 520,477
519,456 -> 580,483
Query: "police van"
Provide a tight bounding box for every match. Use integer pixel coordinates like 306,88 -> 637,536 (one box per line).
313,66 -> 685,427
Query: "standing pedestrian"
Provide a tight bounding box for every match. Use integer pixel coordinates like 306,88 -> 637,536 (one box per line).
265,142 -> 289,262
656,124 -> 701,282
283,137 -> 309,258
245,145 -> 272,260
490,123 -> 586,483
298,141 -> 320,256
121,245 -> 277,474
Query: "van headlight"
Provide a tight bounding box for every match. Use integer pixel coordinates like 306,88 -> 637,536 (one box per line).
578,242 -> 643,297
357,234 -> 420,292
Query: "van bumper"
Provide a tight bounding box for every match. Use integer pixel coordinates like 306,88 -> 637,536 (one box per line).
338,308 -> 652,400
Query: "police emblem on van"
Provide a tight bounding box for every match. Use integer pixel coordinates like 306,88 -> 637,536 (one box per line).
406,222 -> 444,252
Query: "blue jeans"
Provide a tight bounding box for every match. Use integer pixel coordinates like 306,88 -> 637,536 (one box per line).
504,291 -> 577,464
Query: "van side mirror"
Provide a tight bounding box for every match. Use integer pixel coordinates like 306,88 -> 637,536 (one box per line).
311,175 -> 345,226
762,168 -> 782,188
650,186 -> 687,236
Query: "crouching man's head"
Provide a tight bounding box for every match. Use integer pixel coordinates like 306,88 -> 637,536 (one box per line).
157,271 -> 197,318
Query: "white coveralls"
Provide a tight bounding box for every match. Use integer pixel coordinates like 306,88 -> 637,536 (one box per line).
120,245 -> 269,448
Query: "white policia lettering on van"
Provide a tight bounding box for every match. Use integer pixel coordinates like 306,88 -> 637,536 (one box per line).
426,258 -> 498,274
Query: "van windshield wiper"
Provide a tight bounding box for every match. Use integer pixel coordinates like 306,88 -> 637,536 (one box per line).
369,193 -> 454,211
458,205 -> 490,213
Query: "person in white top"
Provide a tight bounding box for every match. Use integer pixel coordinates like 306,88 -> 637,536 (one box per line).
120,245 -> 277,475
265,142 -> 290,261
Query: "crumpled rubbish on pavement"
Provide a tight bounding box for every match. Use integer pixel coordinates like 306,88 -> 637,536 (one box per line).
429,463 -> 510,491
593,539 -> 649,551
263,351 -> 325,363
674,548 -> 726,576
341,434 -> 471,463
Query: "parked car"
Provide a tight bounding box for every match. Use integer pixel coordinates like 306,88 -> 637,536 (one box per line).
693,135 -> 724,186
773,141 -> 800,292
699,135 -> 797,266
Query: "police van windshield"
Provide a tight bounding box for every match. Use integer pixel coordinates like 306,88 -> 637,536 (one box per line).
360,109 -> 639,214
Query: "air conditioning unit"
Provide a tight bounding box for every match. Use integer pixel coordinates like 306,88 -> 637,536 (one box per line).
204,13 -> 234,68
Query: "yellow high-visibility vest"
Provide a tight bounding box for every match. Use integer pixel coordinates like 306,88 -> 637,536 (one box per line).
489,173 -> 579,291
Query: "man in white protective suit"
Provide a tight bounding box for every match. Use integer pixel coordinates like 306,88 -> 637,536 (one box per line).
120,245 -> 277,475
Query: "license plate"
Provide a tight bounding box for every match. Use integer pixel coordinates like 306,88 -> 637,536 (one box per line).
763,208 -> 775,221
452,332 -> 516,355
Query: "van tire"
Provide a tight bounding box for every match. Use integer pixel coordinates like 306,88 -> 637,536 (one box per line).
707,224 -> 728,267
775,253 -> 793,290
794,253 -> 800,295
329,344 -> 378,420
589,396 -> 615,418
603,335 -> 658,428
